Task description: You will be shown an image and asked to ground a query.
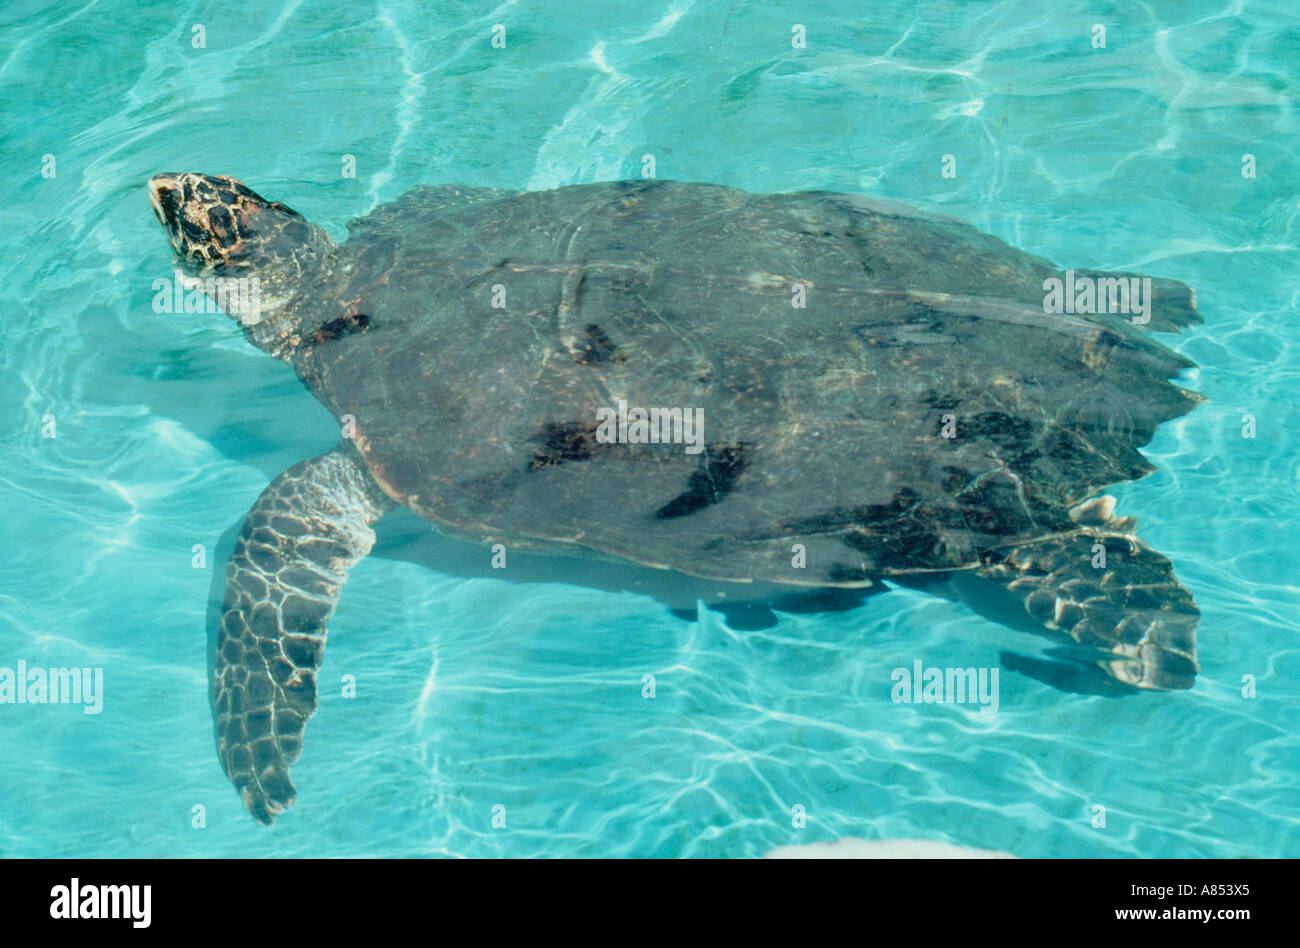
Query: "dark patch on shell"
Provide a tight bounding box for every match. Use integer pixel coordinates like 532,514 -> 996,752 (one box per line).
955,477 -> 1034,535
654,443 -> 749,519
852,309 -> 953,348
527,420 -> 600,471
843,525 -> 952,571
314,312 -> 371,344
921,388 -> 961,410
954,410 -> 1035,446
1043,427 -> 1084,461
940,466 -> 970,492
1083,329 -> 1123,371
573,323 -> 623,365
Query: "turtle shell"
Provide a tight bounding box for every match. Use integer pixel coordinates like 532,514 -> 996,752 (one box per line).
289,180 -> 1202,587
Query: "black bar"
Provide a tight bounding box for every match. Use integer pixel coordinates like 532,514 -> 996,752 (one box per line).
1,858 -> 1283,933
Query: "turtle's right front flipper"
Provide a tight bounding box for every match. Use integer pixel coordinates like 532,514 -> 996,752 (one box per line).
214,445 -> 391,823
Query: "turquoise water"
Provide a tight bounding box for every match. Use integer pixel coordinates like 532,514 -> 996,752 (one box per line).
2,0 -> 1298,858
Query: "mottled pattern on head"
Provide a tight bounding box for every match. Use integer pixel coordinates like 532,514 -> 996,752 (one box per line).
148,173 -> 335,357
149,173 -> 321,270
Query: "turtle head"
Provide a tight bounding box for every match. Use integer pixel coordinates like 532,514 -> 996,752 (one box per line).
148,173 -> 329,271
148,173 -> 334,356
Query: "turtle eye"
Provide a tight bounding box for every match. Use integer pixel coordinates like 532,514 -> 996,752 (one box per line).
208,204 -> 235,241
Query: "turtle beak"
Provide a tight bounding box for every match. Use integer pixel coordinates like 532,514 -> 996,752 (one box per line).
148,173 -> 183,237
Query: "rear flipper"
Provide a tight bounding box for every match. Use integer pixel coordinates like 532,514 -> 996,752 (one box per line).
214,445 -> 392,823
975,499 -> 1199,690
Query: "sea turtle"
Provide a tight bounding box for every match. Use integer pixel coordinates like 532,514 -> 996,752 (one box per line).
148,172 -> 1204,823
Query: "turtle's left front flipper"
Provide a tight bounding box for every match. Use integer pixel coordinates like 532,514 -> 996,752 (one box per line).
976,505 -> 1199,691
214,445 -> 392,823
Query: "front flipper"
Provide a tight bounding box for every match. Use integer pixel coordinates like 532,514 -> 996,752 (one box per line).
976,510 -> 1199,691
215,445 -> 392,823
